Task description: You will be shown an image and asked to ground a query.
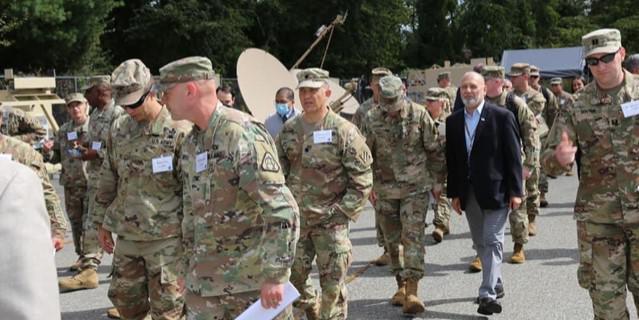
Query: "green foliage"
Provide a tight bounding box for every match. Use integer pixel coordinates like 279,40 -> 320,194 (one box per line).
403,0 -> 458,68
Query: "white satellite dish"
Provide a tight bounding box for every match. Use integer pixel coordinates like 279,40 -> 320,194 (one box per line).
237,48 -> 359,122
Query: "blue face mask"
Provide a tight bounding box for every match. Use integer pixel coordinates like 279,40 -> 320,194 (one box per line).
275,103 -> 290,117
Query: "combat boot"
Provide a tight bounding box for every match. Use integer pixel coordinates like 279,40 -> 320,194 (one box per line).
468,256 -> 482,272
402,279 -> 425,314
391,276 -> 406,306
539,192 -> 548,208
431,225 -> 449,243
106,307 -> 121,319
510,243 -> 525,264
373,250 -> 390,266
58,268 -> 99,292
68,258 -> 82,272
528,214 -> 537,236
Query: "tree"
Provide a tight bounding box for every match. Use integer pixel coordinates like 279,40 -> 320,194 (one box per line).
403,0 -> 458,68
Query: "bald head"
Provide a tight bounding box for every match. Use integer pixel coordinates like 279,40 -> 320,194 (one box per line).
460,72 -> 486,110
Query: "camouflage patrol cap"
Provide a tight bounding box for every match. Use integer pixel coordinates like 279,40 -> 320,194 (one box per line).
296,68 -> 329,89
550,77 -> 562,85
425,87 -> 448,101
65,93 -> 87,105
379,75 -> 403,99
481,66 -> 505,79
159,56 -> 215,85
81,75 -> 111,91
437,71 -> 450,81
371,67 -> 392,77
507,63 -> 530,77
582,28 -> 621,57
111,59 -> 152,106
529,65 -> 540,77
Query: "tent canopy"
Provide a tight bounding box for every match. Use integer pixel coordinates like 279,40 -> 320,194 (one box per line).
501,47 -> 585,79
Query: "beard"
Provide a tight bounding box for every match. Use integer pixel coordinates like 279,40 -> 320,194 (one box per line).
462,96 -> 480,107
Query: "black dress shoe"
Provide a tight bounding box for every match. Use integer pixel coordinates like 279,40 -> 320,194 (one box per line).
477,297 -> 502,315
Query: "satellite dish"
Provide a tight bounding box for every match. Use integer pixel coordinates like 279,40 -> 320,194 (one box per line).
237,48 -> 360,122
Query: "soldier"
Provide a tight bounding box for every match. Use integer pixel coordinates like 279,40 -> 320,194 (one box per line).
437,71 -> 458,107
484,66 -> 540,267
423,87 -> 452,243
90,59 -> 189,320
158,56 -> 299,320
0,116 -> 67,252
624,53 -> 639,74
508,62 -> 545,261
361,75 -> 444,315
572,76 -> 585,94
351,66 -> 392,266
541,28 -> 639,320
276,68 -> 372,319
0,106 -> 47,145
58,76 -> 124,293
42,93 -> 90,268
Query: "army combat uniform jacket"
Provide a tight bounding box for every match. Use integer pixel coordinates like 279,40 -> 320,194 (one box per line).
48,119 -> 90,188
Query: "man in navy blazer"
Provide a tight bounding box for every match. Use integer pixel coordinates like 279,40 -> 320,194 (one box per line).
445,72 -> 523,316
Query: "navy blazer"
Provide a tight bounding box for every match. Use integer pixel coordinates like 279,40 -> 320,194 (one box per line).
445,101 -> 523,210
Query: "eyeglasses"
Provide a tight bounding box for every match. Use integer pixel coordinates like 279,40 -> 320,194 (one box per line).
123,91 -> 149,109
585,50 -> 619,66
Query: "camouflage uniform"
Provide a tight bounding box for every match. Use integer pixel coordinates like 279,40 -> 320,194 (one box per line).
541,29 -> 639,320
92,59 -> 191,319
351,97 -> 374,130
159,57 -> 299,320
83,99 -> 124,269
443,86 -> 458,108
0,134 -> 67,239
361,97 -> 444,281
47,112 -> 90,256
1,107 -> 47,145
556,91 -> 575,111
485,82 -> 540,246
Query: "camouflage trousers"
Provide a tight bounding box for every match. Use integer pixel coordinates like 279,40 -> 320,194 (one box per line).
109,237 -> 185,320
577,221 -> 639,320
510,167 -> 541,245
80,187 -> 103,269
291,222 -> 352,320
185,290 -> 292,320
64,186 -> 87,257
375,207 -> 386,248
431,192 -> 451,232
376,192 -> 430,280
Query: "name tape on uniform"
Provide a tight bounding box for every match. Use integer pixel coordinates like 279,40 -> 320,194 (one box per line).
152,155 -> 173,173
195,152 -> 208,173
67,131 -> 78,141
621,100 -> 639,118
313,130 -> 332,144
91,141 -> 102,151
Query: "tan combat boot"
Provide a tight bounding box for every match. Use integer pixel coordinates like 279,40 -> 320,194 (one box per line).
68,258 -> 82,272
391,276 -> 406,306
373,250 -> 390,266
402,279 -> 425,314
431,225 -> 449,243
539,192 -> 548,208
58,268 -> 99,292
468,256 -> 482,272
528,214 -> 537,236
510,243 -> 526,264
106,307 -> 121,319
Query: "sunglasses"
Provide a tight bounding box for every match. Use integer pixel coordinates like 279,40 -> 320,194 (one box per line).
585,50 -> 618,66
123,91 -> 149,109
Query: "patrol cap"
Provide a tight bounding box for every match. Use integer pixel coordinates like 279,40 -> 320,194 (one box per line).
550,77 -> 562,85
296,68 -> 329,89
529,65 -> 540,77
507,63 -> 530,77
379,75 -> 403,99
425,87 -> 448,101
111,59 -> 152,106
81,75 -> 111,91
481,66 -> 505,79
437,71 -> 450,81
159,56 -> 215,85
371,67 -> 392,77
582,28 -> 621,57
65,93 -> 87,105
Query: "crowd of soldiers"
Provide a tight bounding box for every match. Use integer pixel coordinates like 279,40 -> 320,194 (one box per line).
1,26 -> 639,320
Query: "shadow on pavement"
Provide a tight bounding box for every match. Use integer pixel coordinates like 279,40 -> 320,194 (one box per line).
348,298 -> 488,320
62,307 -> 110,320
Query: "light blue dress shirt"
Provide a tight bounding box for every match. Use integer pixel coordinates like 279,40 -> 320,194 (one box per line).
464,100 -> 485,157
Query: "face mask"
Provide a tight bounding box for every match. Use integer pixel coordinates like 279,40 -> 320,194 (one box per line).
275,103 -> 290,117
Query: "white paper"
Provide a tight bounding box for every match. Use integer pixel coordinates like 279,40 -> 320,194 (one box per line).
67,131 -> 78,141
313,130 -> 332,144
621,100 -> 639,118
195,152 -> 208,173
152,155 -> 173,173
0,153 -> 12,161
91,141 -> 102,151
235,282 -> 300,320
